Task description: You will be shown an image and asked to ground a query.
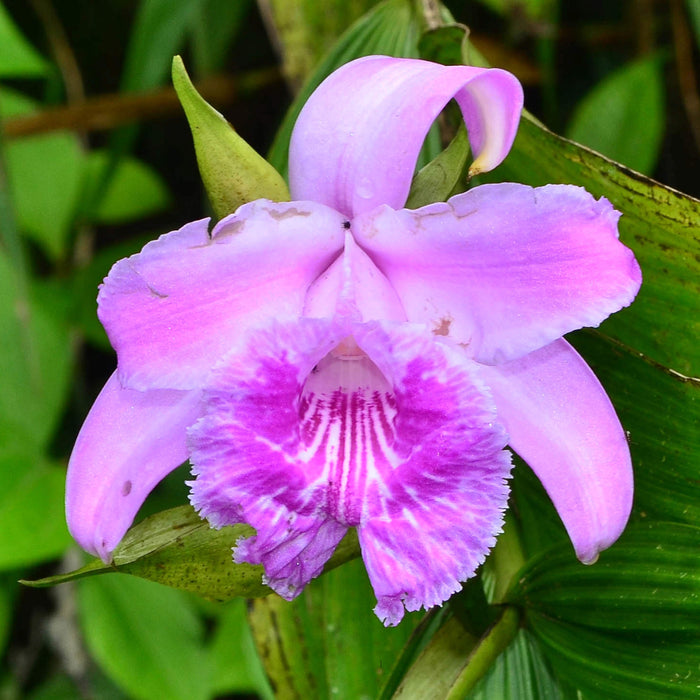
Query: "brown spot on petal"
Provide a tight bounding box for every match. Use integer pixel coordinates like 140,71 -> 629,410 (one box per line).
215,219 -> 245,237
121,480 -> 132,496
433,317 -> 452,336
266,206 -> 311,221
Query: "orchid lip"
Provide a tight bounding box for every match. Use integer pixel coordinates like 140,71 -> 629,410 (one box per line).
189,317 -> 513,625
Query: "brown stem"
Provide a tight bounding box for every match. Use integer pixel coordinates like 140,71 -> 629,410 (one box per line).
29,0 -> 86,105
3,68 -> 282,140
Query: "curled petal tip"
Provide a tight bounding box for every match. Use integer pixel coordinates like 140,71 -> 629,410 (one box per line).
458,68 -> 523,176
290,56 -> 523,215
467,163 -> 483,178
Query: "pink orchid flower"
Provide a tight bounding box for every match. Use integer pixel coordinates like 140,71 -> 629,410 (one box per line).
66,56 -> 641,626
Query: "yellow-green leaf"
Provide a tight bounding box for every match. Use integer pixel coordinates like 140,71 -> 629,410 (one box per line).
22,505 -> 360,602
171,55 -> 289,219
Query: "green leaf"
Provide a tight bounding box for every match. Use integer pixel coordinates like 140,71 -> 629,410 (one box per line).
468,629 -> 563,700
0,3 -> 48,77
1,88 -> 84,260
569,332 -> 700,527
208,599 -> 274,700
510,522 -> 700,699
25,673 -> 129,700
386,616 -> 479,699
528,617 -> 699,700
566,55 -> 665,174
80,151 -> 170,224
0,453 -> 72,570
268,0 -> 425,176
0,248 -> 72,452
5,131 -> 84,259
260,0 -> 380,88
377,608 -> 452,699
418,23 -> 473,67
388,607 -> 520,699
87,0 -> 208,219
688,0 -> 700,44
23,505 -> 361,602
26,675 -> 83,700
78,575 -> 210,700
508,456 -> 570,562
25,506 -> 267,598
0,84 -> 35,118
471,0 -> 554,22
172,56 -> 289,218
318,560 -> 421,696
405,125 -> 470,209
249,557 -> 421,700
26,667 -> 131,700
120,0 -> 206,92
510,522 -> 700,633
190,0 -> 253,75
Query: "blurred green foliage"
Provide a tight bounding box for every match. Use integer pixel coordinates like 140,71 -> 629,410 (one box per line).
0,1 -> 698,698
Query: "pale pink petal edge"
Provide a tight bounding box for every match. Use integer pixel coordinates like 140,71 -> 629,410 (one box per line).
481,339 -> 633,564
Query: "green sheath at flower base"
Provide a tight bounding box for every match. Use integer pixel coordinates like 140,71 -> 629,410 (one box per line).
171,56 -> 289,218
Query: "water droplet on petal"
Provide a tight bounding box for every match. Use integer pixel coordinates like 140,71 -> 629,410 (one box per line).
356,177 -> 374,200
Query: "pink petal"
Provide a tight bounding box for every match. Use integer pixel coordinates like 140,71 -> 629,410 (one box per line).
354,183 -> 642,364
98,201 -> 346,391
289,56 -> 523,217
188,318 -> 350,598
65,372 -> 202,562
353,324 -> 512,625
235,510 -> 347,601
479,339 -> 633,564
